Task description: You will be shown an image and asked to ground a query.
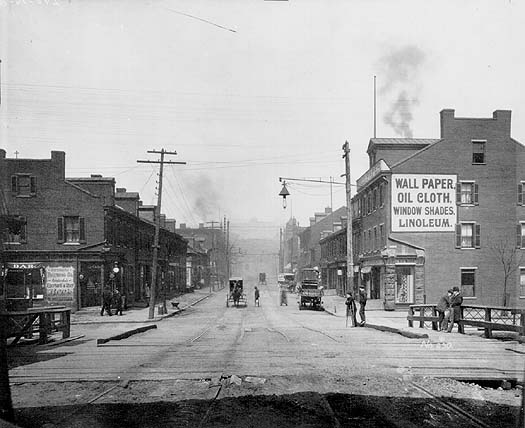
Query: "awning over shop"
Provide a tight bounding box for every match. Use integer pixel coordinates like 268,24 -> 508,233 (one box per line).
360,266 -> 372,274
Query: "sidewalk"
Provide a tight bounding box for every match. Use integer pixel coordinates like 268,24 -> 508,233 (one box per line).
71,288 -> 213,325
321,294 -> 430,339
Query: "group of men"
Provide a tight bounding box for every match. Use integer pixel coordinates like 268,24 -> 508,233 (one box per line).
100,286 -> 125,316
345,285 -> 367,327
436,286 -> 463,332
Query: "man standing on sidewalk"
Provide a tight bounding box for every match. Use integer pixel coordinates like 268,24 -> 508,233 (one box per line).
358,285 -> 367,326
100,286 -> 113,316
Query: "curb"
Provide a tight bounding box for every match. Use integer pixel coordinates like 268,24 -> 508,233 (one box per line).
96,325 -> 157,345
324,307 -> 428,339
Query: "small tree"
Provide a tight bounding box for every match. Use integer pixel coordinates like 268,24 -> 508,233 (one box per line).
490,239 -> 523,307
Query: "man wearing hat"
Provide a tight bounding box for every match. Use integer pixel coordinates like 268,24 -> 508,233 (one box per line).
436,289 -> 452,331
358,285 -> 367,326
445,286 -> 463,333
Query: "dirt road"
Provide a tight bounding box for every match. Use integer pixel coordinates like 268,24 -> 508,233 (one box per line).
6,283 -> 523,427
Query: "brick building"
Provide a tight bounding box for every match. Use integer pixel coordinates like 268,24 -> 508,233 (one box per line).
322,109 -> 525,309
177,223 -> 227,290
0,149 -> 187,311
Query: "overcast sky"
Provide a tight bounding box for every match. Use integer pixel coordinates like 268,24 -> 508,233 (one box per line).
1,0 -> 524,233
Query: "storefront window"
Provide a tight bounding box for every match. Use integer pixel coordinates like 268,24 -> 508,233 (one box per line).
395,265 -> 414,304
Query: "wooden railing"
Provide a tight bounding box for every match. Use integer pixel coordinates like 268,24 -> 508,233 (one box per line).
0,306 -> 71,346
407,304 -> 525,338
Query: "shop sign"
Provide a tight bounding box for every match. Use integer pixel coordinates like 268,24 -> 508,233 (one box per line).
391,174 -> 456,232
45,266 -> 75,299
7,262 -> 42,270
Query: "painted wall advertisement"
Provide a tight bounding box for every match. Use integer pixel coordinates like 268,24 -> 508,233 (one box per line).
391,174 -> 457,232
45,265 -> 75,304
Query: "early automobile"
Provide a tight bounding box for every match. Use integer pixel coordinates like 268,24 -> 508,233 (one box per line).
297,268 -> 323,310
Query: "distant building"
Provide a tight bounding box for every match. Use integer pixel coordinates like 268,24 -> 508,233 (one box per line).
177,223 -> 227,290
321,109 -> 525,309
0,149 -> 187,311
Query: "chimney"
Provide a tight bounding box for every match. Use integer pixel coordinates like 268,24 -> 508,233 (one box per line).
310,217 -> 315,226
51,151 -> 66,180
493,110 -> 511,136
0,149 -> 6,159
199,223 -> 204,229
180,223 -> 186,229
116,188 -> 127,193
90,174 -> 102,178
440,109 -> 455,139
325,207 -> 332,214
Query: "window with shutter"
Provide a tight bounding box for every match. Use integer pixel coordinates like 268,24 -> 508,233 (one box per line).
457,222 -> 478,248
11,174 -> 37,197
519,183 -> 524,205
518,223 -> 525,249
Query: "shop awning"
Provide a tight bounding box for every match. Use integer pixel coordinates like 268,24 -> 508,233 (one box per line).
360,266 -> 372,274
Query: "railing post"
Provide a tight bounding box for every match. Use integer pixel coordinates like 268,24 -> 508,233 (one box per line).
484,307 -> 492,338
408,306 -> 413,328
431,305 -> 438,331
38,312 -> 51,345
63,310 -> 71,339
458,306 -> 464,334
419,306 -> 425,329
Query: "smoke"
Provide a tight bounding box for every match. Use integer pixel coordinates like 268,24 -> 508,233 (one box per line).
191,174 -> 222,222
378,45 -> 426,138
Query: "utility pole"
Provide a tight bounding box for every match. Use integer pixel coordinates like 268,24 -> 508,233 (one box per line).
342,141 -> 354,297
0,57 -> 14,424
137,149 -> 186,320
226,218 -> 230,281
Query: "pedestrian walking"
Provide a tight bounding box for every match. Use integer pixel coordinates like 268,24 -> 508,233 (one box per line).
113,288 -> 123,316
436,289 -> 452,331
445,286 -> 463,333
345,293 -> 357,327
254,286 -> 260,306
358,285 -> 367,326
100,286 -> 113,316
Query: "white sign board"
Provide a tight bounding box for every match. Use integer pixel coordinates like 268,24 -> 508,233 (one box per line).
391,174 -> 456,232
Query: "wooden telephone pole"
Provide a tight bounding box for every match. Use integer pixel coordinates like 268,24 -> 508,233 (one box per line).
137,149 -> 186,320
342,141 -> 354,297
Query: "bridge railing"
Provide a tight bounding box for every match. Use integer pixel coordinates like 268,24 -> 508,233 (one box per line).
407,304 -> 525,338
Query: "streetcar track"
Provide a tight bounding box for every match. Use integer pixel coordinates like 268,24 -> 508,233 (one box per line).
410,381 -> 491,428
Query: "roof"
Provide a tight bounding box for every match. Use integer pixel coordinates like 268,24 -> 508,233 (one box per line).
367,138 -> 440,154
369,138 -> 440,145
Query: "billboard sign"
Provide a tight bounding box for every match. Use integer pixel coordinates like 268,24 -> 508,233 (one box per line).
391,174 -> 456,232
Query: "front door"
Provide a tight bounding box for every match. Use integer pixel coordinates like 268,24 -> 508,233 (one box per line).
395,265 -> 414,304
370,267 -> 381,299
80,263 -> 102,307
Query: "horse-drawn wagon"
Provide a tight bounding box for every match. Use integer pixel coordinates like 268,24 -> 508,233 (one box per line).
226,277 -> 247,307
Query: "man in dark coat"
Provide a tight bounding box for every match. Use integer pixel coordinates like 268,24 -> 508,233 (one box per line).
100,286 -> 113,316
436,289 -> 452,331
446,286 -> 463,333
113,288 -> 123,316
358,285 -> 367,326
